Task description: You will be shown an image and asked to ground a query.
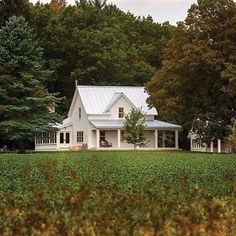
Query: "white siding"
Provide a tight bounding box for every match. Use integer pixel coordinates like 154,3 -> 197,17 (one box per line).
108,96 -> 133,119
71,92 -> 90,147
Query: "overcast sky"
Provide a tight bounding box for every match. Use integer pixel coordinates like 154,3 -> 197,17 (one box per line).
29,0 -> 197,24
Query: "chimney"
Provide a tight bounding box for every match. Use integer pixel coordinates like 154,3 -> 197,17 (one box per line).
75,80 -> 78,87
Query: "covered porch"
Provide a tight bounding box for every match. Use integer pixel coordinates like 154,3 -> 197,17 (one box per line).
89,120 -> 181,150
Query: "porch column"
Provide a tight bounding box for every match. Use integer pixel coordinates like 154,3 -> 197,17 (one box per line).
175,130 -> 179,149
190,134 -> 193,151
218,139 -> 221,153
96,129 -> 100,149
163,130 -> 166,148
210,141 -> 214,153
117,129 -> 121,148
155,130 -> 158,149
56,132 -> 60,150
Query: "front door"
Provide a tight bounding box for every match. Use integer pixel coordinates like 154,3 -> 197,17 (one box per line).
100,130 -> 106,141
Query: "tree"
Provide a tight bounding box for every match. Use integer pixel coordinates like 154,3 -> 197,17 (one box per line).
146,0 -> 236,148
89,0 -> 107,9
76,0 -> 107,9
227,118 -> 236,151
49,0 -> 67,11
123,108 -> 146,149
0,0 -> 31,26
0,16 -> 60,153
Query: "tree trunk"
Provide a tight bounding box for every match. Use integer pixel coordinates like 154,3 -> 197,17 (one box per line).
19,142 -> 25,154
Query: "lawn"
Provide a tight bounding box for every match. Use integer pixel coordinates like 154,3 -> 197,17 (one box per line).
0,151 -> 236,235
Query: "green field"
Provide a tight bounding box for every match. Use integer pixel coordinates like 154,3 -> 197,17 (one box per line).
0,151 -> 236,235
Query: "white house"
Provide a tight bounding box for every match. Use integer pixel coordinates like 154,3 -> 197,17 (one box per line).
35,85 -> 181,151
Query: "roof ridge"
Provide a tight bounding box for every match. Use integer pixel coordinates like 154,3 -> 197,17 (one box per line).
77,85 -> 144,88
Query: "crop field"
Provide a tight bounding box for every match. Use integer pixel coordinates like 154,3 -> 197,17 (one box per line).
0,151 -> 236,235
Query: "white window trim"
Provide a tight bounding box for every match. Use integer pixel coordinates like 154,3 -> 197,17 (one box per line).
119,107 -> 124,119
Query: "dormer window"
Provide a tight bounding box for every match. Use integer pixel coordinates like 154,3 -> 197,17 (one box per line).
79,107 -> 82,119
119,107 -> 124,118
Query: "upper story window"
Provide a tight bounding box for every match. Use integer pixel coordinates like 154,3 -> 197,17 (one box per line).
119,107 -> 124,118
79,107 -> 82,119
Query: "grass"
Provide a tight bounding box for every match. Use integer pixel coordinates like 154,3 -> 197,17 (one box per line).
0,151 -> 236,235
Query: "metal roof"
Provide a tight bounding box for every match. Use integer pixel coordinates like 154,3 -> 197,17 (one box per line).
104,92 -> 135,112
77,86 -> 157,115
90,119 -> 181,129
56,117 -> 73,129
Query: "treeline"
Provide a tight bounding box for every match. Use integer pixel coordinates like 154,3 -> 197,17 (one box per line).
0,0 -> 172,114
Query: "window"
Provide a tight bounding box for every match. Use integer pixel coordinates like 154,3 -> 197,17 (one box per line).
49,133 -> 56,144
77,131 -> 84,143
100,131 -> 106,141
119,107 -> 124,118
120,130 -> 125,142
36,133 -> 43,144
66,133 -> 70,144
60,132 -> 70,144
79,107 -> 82,119
43,132 -> 49,144
36,132 -> 56,145
60,133 -> 64,144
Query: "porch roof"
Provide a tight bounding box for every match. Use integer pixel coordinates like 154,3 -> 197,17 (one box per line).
89,119 -> 181,129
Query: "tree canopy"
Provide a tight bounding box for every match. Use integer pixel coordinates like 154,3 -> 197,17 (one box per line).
0,16 -> 60,152
146,0 -> 236,147
0,0 -> 31,26
24,0 -> 172,114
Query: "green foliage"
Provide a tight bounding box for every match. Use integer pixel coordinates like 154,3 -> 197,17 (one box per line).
123,108 -> 146,148
0,16 -> 60,151
0,0 -> 31,26
0,151 -> 236,234
227,118 -> 236,149
146,0 -> 236,147
26,1 -> 172,114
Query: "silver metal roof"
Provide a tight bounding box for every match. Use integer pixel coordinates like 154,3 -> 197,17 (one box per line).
90,120 -> 181,129
78,86 -> 157,115
56,117 -> 73,129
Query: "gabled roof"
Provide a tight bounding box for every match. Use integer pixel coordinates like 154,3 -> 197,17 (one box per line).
104,92 -> 135,112
90,120 -> 181,129
76,86 -> 157,115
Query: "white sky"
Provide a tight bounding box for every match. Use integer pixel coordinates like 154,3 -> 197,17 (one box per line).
29,0 -> 197,24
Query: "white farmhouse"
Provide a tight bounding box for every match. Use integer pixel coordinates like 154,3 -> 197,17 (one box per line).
35,85 -> 181,151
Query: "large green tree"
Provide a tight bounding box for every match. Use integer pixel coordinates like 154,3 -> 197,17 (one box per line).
0,16 -> 60,152
146,0 -> 236,148
227,118 -> 236,151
